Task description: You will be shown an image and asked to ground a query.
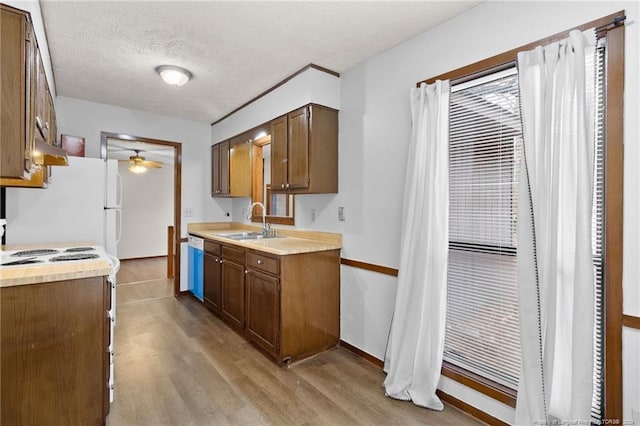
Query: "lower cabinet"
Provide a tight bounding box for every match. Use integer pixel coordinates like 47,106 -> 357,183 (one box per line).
202,238 -> 340,364
203,242 -> 222,313
220,245 -> 245,331
0,276 -> 110,424
246,268 -> 280,355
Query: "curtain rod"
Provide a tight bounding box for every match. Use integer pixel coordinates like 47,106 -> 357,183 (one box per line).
596,15 -> 626,37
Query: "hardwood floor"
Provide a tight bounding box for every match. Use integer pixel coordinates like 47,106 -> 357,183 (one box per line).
117,256 -> 168,284
108,259 -> 482,425
116,257 -> 173,305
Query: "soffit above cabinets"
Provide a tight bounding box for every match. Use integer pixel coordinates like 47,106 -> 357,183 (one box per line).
39,1 -> 480,124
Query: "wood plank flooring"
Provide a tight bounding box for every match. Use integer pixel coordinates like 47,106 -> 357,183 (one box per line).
108,259 -> 482,425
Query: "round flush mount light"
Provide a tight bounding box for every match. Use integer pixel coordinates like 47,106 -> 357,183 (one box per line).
155,65 -> 193,87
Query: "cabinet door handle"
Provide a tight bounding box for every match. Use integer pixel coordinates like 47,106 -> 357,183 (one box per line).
245,270 -> 248,275
257,259 -> 263,265
281,183 -> 285,189
286,183 -> 290,189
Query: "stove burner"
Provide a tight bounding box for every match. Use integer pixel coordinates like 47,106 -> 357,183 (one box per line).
49,253 -> 100,262
64,247 -> 96,253
1,258 -> 44,266
11,249 -> 59,257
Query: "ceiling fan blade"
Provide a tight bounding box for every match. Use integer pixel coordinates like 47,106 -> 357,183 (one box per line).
141,160 -> 163,168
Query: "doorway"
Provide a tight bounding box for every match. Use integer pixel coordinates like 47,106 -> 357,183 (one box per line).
100,132 -> 182,296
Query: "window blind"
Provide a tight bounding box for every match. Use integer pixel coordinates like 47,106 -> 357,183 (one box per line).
445,69 -> 522,390
590,35 -> 606,423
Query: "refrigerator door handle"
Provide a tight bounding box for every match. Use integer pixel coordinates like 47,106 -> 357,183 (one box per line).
116,172 -> 123,208
116,209 -> 123,244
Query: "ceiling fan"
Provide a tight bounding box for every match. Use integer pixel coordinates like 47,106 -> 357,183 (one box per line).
118,149 -> 164,174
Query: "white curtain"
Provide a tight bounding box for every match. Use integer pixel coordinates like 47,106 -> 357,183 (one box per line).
383,80 -> 450,410
516,30 -> 595,424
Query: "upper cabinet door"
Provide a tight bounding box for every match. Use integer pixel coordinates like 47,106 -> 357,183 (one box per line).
0,6 -> 28,179
270,115 -> 288,190
34,52 -> 48,142
287,107 -> 309,190
211,144 -> 221,196
211,141 -> 230,197
219,140 -> 230,196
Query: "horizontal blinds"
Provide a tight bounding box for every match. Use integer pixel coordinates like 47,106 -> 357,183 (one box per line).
445,70 -> 522,390
591,36 -> 605,423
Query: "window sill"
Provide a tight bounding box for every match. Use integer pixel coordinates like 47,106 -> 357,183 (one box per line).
441,361 -> 517,408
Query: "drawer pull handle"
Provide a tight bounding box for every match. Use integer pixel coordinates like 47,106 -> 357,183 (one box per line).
257,260 -> 263,265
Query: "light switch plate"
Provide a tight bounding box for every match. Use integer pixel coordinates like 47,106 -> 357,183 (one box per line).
311,209 -> 317,222
338,206 -> 346,222
184,207 -> 194,217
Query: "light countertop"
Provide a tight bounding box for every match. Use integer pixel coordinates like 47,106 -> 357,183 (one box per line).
187,222 -> 342,256
0,242 -> 112,288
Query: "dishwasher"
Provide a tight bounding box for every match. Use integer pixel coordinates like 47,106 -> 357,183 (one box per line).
188,235 -> 204,301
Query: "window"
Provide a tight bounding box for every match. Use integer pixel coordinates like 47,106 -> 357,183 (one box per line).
440,27 -> 611,420
445,68 -> 522,390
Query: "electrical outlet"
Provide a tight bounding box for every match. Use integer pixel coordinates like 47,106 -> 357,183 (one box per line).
311,209 -> 316,222
183,207 -> 194,217
242,207 -> 247,218
632,408 -> 640,423
338,206 -> 346,222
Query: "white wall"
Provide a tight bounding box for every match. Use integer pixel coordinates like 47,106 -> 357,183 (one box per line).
117,162 -> 173,260
55,96 -> 211,289
208,1 -> 640,423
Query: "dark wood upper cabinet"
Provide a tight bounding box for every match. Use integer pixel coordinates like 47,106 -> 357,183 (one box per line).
211,136 -> 251,198
271,104 -> 338,194
219,140 -> 230,196
211,141 -> 230,197
270,114 -> 288,190
1,4 -> 60,188
211,143 -> 220,196
287,107 -> 310,190
1,5 -> 31,180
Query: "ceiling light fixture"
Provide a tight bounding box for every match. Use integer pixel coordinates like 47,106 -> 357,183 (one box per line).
155,65 -> 192,87
129,164 -> 147,174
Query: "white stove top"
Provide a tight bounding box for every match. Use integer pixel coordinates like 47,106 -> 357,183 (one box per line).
0,246 -> 110,268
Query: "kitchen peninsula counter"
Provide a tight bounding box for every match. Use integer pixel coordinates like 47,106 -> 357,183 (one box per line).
187,222 -> 342,255
0,242 -> 112,288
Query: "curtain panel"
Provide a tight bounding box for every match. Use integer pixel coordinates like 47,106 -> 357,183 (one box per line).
515,30 -> 596,425
383,80 -> 450,411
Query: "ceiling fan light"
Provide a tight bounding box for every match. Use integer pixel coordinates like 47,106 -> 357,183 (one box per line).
129,164 -> 147,174
155,65 -> 192,87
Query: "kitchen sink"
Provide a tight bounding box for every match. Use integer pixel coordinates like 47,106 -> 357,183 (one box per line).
217,232 -> 281,240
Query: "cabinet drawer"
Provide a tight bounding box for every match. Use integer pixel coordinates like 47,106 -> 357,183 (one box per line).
247,252 -> 280,276
222,245 -> 244,264
204,240 -> 221,255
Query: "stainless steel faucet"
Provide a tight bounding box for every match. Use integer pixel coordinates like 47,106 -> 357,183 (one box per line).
247,202 -> 271,236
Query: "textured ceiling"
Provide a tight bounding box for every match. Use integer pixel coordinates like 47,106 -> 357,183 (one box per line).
40,1 -> 480,124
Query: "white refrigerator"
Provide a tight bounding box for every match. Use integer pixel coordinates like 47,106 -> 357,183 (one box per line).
5,156 -> 122,256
